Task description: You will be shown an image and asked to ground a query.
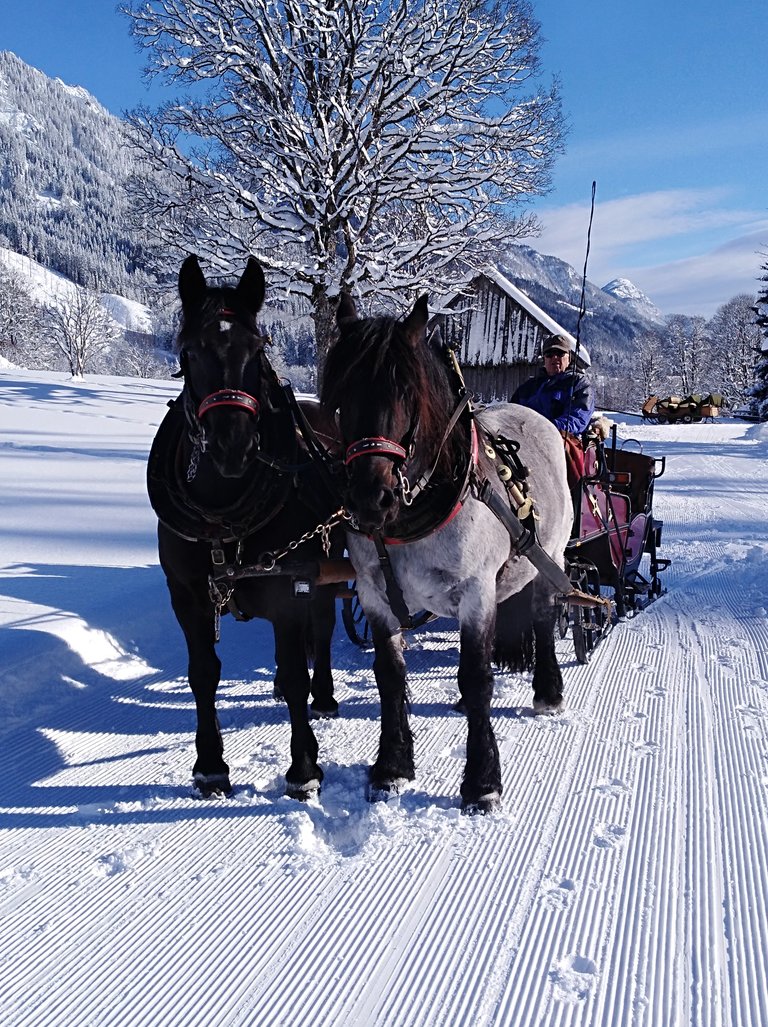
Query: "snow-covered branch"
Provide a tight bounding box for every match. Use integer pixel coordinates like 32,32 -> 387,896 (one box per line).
122,0 -> 564,362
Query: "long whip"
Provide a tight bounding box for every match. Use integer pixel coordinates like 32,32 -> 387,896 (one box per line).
563,181 -> 596,426
574,181 -> 597,362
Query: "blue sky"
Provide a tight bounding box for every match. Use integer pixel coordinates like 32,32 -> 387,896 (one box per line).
2,0 -> 766,316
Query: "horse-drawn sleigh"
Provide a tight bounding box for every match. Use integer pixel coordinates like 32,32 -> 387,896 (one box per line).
147,257 -> 669,809
563,420 -> 668,662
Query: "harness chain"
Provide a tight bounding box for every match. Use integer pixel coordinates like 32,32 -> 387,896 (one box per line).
207,508 -> 350,642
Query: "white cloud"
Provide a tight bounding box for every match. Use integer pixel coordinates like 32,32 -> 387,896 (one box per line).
625,231 -> 768,317
528,190 -> 768,316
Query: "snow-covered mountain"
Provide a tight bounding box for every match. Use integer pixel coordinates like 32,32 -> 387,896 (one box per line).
602,277 -> 664,324
499,245 -> 664,369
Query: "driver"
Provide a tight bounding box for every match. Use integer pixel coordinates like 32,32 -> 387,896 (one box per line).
511,334 -> 595,487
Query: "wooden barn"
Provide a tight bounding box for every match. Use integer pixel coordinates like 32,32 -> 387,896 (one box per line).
430,268 -> 590,402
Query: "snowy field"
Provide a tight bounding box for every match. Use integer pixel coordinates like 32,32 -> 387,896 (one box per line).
2,368 -> 768,1027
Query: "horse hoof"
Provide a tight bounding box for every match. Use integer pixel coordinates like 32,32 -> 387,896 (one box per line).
310,700 -> 339,720
192,772 -> 232,799
285,779 -> 321,801
461,792 -> 502,816
367,778 -> 409,803
532,697 -> 564,716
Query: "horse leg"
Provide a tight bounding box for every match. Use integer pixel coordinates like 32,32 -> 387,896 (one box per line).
457,616 -> 502,814
273,615 -> 324,798
308,585 -> 339,719
531,583 -> 564,712
369,630 -> 414,799
166,579 -> 231,797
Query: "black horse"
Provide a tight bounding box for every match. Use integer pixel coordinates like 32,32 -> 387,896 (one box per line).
147,255 -> 345,798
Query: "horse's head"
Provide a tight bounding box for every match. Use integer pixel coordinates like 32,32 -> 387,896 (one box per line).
176,254 -> 269,479
322,293 -> 433,532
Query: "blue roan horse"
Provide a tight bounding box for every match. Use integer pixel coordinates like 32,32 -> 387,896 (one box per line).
148,256 -> 344,798
321,294 -> 573,812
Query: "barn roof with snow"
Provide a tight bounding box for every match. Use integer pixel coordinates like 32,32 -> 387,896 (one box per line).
430,269 -> 590,401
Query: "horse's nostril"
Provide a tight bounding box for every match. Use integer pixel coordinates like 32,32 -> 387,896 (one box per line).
378,488 -> 395,510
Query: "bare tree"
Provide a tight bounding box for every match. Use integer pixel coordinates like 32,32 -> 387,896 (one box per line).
113,333 -> 174,378
0,264 -> 42,361
45,289 -> 121,377
631,329 -> 671,402
663,314 -> 711,396
707,293 -> 761,407
122,0 -> 564,372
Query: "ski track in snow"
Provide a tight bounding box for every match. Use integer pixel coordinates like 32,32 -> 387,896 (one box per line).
2,371 -> 768,1025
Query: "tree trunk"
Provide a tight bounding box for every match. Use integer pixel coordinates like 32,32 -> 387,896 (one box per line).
311,286 -> 336,395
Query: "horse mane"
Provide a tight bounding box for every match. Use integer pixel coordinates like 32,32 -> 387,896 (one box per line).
322,315 -> 466,479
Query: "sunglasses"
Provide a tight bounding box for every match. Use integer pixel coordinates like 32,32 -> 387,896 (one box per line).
543,349 -> 568,358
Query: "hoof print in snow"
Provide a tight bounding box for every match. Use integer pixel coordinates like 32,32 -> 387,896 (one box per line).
593,823 -> 626,849
593,777 -> 629,798
633,739 -> 659,758
192,773 -> 232,799
541,877 -> 577,910
550,954 -> 598,1002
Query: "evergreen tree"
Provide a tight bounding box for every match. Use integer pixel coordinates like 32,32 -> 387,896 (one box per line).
749,260 -> 768,418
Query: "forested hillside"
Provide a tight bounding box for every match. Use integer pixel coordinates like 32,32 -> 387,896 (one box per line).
0,50 -> 759,406
0,50 -> 154,303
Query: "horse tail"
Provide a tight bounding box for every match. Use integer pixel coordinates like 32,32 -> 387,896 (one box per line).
493,583 -> 536,672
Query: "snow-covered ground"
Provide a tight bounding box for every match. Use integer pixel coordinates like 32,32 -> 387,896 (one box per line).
0,247 -> 153,333
2,368 -> 768,1027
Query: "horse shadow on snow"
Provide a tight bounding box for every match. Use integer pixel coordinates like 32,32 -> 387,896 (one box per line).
0,561 -> 318,826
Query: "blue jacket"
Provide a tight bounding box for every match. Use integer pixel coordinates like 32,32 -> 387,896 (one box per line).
511,369 -> 595,435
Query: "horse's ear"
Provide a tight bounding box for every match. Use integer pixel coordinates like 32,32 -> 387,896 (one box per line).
235,257 -> 266,316
178,254 -> 206,308
336,292 -> 358,327
402,294 -> 429,347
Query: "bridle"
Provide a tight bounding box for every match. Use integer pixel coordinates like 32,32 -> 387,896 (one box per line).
182,305 -> 265,423
344,418 -> 420,505
197,389 -> 260,419
343,394 -> 471,507
176,306 -> 267,478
